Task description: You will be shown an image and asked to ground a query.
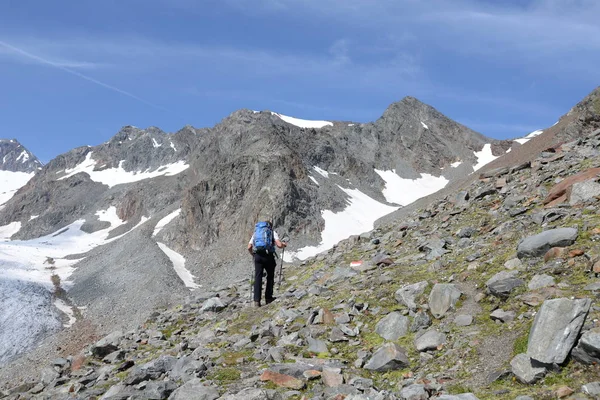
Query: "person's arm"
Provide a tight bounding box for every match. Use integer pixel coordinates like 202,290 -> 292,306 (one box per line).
273,231 -> 286,248
248,235 -> 254,255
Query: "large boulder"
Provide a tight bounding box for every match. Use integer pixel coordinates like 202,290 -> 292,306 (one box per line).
527,298 -> 591,364
572,328 -> 600,365
517,228 -> 578,259
364,343 -> 410,372
428,284 -> 461,319
415,329 -> 446,352
510,353 -> 547,384
395,281 -> 428,311
570,180 -> 600,205
544,167 -> 600,206
486,270 -> 524,298
375,312 -> 409,341
90,330 -> 123,358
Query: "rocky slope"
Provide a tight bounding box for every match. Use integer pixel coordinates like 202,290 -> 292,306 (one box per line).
0,97 -> 512,368
3,92 -> 600,399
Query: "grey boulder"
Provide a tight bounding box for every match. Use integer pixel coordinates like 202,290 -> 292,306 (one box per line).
375,312 -> 409,341
395,281 -> 428,311
415,329 -> 446,352
363,343 -> 410,372
517,228 -> 578,258
510,353 -> 547,384
428,283 -> 461,319
527,297 -> 591,364
572,328 -> 600,365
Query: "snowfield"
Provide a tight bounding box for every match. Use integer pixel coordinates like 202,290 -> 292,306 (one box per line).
0,207 -> 148,366
272,112 -> 333,129
0,170 -> 34,208
375,170 -> 449,206
58,152 -> 189,188
293,186 -> 399,260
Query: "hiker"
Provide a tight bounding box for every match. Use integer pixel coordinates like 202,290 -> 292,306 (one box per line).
248,219 -> 286,307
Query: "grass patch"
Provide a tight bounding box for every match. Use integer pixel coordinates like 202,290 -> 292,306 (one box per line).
512,334 -> 528,356
208,367 -> 241,383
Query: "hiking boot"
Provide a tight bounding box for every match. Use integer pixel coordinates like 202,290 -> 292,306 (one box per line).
265,297 -> 276,305
253,301 -> 261,308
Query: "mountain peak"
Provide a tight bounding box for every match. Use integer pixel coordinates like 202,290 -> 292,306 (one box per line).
0,139 -> 42,172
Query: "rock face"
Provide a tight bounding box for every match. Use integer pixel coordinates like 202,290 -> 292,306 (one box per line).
517,228 -> 579,258
527,298 -> 591,365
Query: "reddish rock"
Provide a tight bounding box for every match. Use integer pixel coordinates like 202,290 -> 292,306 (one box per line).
260,370 -> 306,390
569,249 -> 585,258
544,168 -> 600,207
322,308 -> 335,325
70,354 -> 86,371
556,386 -> 574,398
321,368 -> 344,387
544,247 -> 566,262
593,261 -> 600,274
302,370 -> 321,380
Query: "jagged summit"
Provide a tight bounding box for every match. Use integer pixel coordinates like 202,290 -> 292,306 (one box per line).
0,139 -> 42,172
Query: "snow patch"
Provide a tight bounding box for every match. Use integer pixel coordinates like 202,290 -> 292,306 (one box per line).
0,171 -> 34,206
153,209 -> 181,237
375,170 -> 449,206
309,176 -> 319,185
421,121 -> 429,130
472,144 -> 498,171
514,129 -> 543,145
0,206 -> 139,288
29,215 -> 38,221
54,299 -> 76,328
451,161 -> 462,168
170,142 -> 177,152
156,243 -> 200,289
152,138 -> 162,148
16,151 -> 30,163
313,166 -> 329,178
272,112 -> 333,129
58,152 -> 189,188
293,186 -> 399,260
0,222 -> 22,241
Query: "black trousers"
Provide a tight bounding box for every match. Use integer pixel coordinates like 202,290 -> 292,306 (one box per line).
253,252 -> 276,302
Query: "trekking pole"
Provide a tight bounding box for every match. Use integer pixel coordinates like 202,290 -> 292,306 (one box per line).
278,236 -> 289,290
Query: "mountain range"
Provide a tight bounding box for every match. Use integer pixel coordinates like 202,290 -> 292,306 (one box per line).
0,87 -> 599,399
0,92 -> 590,374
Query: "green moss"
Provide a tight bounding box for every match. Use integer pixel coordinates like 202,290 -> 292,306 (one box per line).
219,349 -> 254,366
208,367 -> 241,383
512,334 -> 528,356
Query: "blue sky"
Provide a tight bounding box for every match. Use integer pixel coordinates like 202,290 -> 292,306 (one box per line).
1,0 -> 599,163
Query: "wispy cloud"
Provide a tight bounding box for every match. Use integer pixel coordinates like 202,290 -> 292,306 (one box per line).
0,39 -> 167,110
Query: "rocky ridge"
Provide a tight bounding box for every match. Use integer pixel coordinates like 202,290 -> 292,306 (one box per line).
3,120 -> 600,398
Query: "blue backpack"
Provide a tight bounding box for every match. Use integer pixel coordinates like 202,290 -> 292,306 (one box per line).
253,221 -> 274,254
